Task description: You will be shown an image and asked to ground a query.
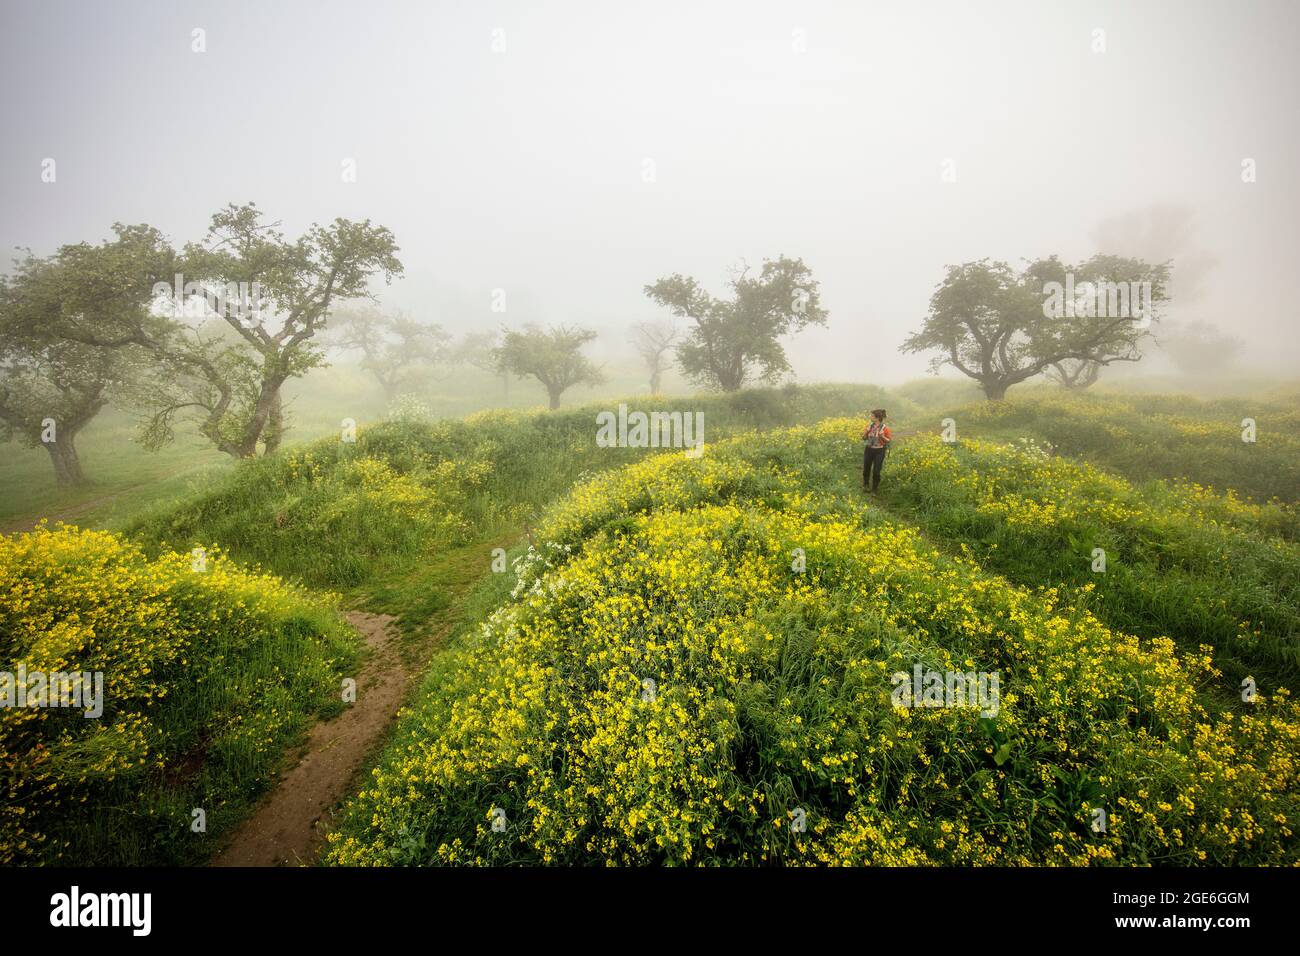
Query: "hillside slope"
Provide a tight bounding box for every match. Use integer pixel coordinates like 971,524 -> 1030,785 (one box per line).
325,421 -> 1300,866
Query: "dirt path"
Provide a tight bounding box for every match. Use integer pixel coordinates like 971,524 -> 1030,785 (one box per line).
211,610 -> 408,867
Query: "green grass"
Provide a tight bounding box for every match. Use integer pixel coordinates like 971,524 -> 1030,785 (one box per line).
124,383 -> 913,598
785,423 -> 1300,698
627,417 -> 1300,700
0,358 -> 697,532
7,375 -> 1300,866
0,527 -> 359,866
938,387 -> 1300,504
324,422 -> 1300,866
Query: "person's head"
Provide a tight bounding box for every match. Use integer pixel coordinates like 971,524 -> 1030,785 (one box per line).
871,408 -> 886,422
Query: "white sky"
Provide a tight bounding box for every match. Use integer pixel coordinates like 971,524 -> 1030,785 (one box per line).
1,0 -> 1297,382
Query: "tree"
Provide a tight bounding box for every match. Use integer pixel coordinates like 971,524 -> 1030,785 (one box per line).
1159,320 -> 1244,376
901,256 -> 1170,400
644,255 -> 827,392
56,205 -> 402,458
450,330 -> 510,397
1045,357 -> 1103,389
493,324 -> 603,410
330,305 -> 449,401
629,319 -> 679,394
0,232 -> 174,485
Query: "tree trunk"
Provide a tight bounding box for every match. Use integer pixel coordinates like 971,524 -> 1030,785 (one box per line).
719,372 -> 743,392
982,381 -> 1008,401
233,370 -> 289,458
650,370 -> 662,395
1058,363 -> 1100,389
547,385 -> 562,410
44,434 -> 87,486
263,388 -> 285,454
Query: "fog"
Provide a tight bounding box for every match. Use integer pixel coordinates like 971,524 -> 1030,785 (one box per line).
2,0 -> 1297,383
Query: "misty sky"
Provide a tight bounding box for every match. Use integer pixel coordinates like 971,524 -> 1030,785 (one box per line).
1,0 -> 1297,382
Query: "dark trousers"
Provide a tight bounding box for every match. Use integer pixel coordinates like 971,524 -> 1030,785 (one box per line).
864,446 -> 886,490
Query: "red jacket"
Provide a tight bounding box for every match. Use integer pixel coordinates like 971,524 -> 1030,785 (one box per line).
863,421 -> 892,448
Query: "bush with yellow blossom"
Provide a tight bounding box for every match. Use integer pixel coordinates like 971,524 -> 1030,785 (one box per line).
0,524 -> 358,865
326,428 -> 1299,866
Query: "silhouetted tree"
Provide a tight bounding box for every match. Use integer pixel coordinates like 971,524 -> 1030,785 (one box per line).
1046,358 -> 1103,389
629,319 -> 679,394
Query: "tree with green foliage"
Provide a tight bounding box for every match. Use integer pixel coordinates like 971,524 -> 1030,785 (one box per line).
0,311 -> 118,485
902,255 -> 1170,400
644,255 -> 827,392
450,329 -> 512,397
1158,320 -> 1244,377
329,305 -> 449,401
54,204 -> 402,458
0,230 -> 174,484
493,324 -> 603,410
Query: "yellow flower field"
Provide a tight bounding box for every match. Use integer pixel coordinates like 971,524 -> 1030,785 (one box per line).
326,429 -> 1300,866
0,524 -> 358,865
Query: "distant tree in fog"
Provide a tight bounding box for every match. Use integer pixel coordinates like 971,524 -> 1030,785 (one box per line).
1158,320 -> 1244,376
902,256 -> 1170,401
644,255 -> 827,392
330,305 -> 449,401
451,330 -> 512,397
493,324 -> 604,410
1091,203 -> 1217,308
629,320 -> 679,394
1045,358 -> 1103,389
451,330 -> 499,371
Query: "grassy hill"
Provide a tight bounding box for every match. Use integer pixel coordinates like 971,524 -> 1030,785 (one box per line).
325,420 -> 1300,865
0,527 -> 357,865
0,384 -> 903,864
4,380 -> 1299,866
938,388 -> 1300,504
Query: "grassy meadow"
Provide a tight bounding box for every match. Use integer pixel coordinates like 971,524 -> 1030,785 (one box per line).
2,373 -> 1298,866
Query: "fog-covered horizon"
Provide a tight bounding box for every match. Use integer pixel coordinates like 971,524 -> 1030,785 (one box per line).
2,0 -> 1297,384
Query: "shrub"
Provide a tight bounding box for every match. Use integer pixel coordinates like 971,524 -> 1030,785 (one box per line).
326,434 -> 1299,866
0,524 -> 358,865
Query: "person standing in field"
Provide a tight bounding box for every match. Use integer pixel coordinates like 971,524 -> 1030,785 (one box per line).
862,408 -> 892,494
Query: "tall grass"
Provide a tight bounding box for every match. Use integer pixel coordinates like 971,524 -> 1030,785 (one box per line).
941,389 -> 1300,503
126,384 -> 912,592
0,526 -> 358,865
716,420 -> 1300,697
326,427 -> 1300,866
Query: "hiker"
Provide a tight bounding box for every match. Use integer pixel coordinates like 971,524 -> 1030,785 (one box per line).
862,408 -> 892,493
